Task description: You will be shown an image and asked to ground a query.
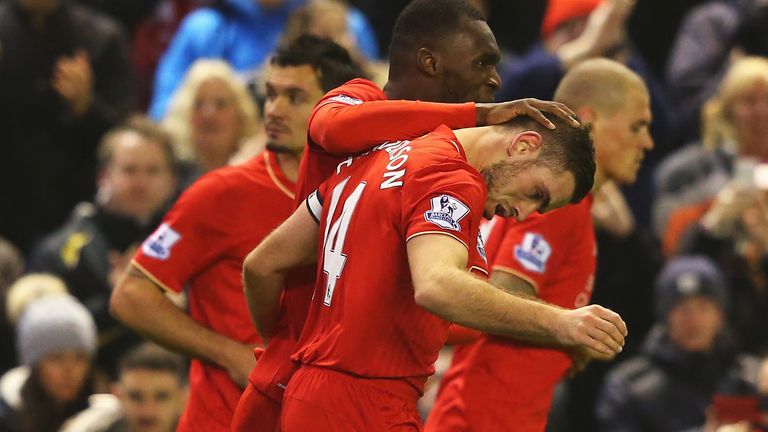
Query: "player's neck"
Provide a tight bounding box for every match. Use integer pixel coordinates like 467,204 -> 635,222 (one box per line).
452,126 -> 508,171
275,152 -> 301,182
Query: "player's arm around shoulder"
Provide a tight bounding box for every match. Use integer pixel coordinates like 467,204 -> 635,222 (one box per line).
407,234 -> 627,361
243,201 -> 320,342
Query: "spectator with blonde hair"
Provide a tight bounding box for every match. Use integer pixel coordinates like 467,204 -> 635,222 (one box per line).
655,56 -> 768,252
162,59 -> 261,181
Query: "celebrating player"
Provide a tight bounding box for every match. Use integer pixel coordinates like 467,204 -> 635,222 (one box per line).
426,59 -> 653,432
109,36 -> 365,431
243,112 -> 628,431
232,1 -> 582,430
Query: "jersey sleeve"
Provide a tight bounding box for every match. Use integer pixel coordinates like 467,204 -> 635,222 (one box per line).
490,212 -> 566,291
308,79 -> 476,154
132,173 -> 235,293
401,160 -> 485,250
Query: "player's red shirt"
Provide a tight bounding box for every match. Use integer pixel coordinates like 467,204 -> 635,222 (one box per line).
132,151 -> 295,432
247,79 -> 477,402
293,126 -> 488,401
426,195 -> 596,432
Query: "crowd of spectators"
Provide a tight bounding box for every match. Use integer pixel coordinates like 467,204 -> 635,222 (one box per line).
1,0 -> 768,430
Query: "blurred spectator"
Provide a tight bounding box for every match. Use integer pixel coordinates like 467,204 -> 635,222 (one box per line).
5,274 -> 68,326
0,238 -> 23,373
495,0 -> 681,229
75,0 -> 162,32
148,0 -> 378,120
0,295 -> 99,432
596,256 -> 753,432
162,60 -> 260,181
667,0 -> 768,143
29,116 -> 178,379
654,56 -> 768,250
60,343 -> 188,432
131,0 -> 210,110
677,182 -> 768,354
0,0 -> 136,253
282,0 -> 372,64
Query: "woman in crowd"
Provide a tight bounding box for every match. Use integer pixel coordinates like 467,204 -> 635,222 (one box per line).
654,56 -> 768,253
162,59 -> 261,185
0,295 -> 98,432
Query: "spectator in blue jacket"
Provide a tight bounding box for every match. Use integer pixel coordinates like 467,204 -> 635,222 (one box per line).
148,0 -> 378,120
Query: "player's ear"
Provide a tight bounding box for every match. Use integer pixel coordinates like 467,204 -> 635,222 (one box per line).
416,48 -> 439,77
508,131 -> 542,157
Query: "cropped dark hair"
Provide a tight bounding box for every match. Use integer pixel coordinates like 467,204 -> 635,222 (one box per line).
118,343 -> 186,383
389,0 -> 485,59
508,113 -> 595,204
271,34 -> 367,93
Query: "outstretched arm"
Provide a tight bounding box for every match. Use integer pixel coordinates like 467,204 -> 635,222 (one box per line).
309,81 -> 580,154
408,234 -> 626,359
242,204 -> 319,342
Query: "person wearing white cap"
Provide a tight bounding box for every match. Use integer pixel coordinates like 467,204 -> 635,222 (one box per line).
0,294 -> 98,432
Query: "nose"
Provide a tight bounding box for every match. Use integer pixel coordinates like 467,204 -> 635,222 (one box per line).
265,95 -> 288,119
641,131 -> 654,151
488,68 -> 502,91
516,202 -> 539,221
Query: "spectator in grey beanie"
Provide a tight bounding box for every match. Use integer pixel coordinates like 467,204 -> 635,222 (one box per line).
0,295 -> 99,432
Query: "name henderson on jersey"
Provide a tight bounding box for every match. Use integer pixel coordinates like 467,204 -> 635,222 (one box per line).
334,139 -> 413,190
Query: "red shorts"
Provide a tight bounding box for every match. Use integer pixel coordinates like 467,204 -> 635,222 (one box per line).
281,366 -> 423,432
231,382 -> 281,432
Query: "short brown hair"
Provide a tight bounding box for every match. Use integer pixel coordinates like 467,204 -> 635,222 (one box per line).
97,115 -> 177,171
118,343 -> 186,383
506,113 -> 595,204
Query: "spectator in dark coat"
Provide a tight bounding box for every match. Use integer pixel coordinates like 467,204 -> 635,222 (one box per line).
597,256 -> 754,432
30,116 -> 177,378
0,0 -> 135,253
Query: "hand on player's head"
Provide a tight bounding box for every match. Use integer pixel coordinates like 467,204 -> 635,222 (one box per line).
476,98 -> 581,129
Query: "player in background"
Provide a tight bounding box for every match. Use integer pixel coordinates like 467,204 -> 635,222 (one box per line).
109,36 -> 365,432
232,0 -> 582,430
243,112 -> 628,431
426,59 -> 654,432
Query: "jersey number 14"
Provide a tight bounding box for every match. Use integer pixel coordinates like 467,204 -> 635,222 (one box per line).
322,178 -> 367,306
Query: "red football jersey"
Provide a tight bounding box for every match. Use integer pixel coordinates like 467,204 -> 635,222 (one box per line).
292,126 -> 488,400
427,196 -> 596,432
247,79 -> 477,402
132,151 -> 295,431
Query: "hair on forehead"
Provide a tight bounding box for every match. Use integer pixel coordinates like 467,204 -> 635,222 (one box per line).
389,0 -> 485,56
554,58 -> 647,115
271,34 -> 366,93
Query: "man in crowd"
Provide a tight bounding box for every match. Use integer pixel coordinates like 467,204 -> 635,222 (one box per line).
597,256 -> 749,432
426,58 -> 654,432
232,1 -> 585,430
32,116 -> 178,378
110,343 -> 188,432
243,109 -> 626,430
110,36 -> 365,431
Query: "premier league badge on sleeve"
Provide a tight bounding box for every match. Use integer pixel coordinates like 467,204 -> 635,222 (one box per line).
424,195 -> 470,231
142,223 -> 181,260
514,232 -> 552,273
477,231 -> 487,263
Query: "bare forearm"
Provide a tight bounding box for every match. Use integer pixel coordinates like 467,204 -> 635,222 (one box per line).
418,267 -> 563,344
110,268 -> 245,365
242,267 -> 284,342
